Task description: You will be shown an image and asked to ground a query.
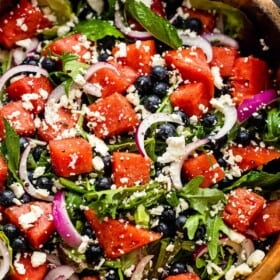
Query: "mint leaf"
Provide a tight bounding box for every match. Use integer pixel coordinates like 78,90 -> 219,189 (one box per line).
1,119 -> 20,181
125,0 -> 182,49
206,216 -> 229,260
179,177 -> 225,214
75,19 -> 124,41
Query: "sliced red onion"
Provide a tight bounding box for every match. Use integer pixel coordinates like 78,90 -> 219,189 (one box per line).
86,0 -> 104,15
136,113 -> 183,157
237,89 -> 278,123
19,143 -> 53,201
0,65 -> 48,93
169,138 -> 209,189
84,61 -> 120,81
114,9 -> 152,39
131,255 -> 153,280
46,254 -> 61,266
82,82 -> 102,97
203,32 -> 239,49
0,239 -> 10,279
179,33 -> 213,63
241,238 -> 255,259
209,96 -> 237,140
53,191 -> 83,248
43,265 -> 75,280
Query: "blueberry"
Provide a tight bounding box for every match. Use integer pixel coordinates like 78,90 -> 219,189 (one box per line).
172,16 -> 186,29
98,52 -> 110,62
164,0 -> 183,18
184,17 -> 203,34
0,190 -> 16,206
102,155 -> 112,176
41,57 -> 57,72
20,193 -> 32,204
161,206 -> 176,223
169,262 -> 187,275
152,82 -> 169,97
85,244 -> 103,263
12,236 -> 27,252
82,226 -> 95,239
202,113 -> 217,128
135,75 -> 152,95
235,129 -> 251,146
3,223 -> 19,240
217,156 -> 227,169
156,123 -> 177,141
262,158 -> 280,173
35,176 -> 53,189
154,221 -> 173,237
95,177 -> 112,191
32,145 -> 45,161
105,270 -> 119,280
144,95 -> 161,113
248,110 -> 267,132
19,137 -> 28,152
151,66 -> 168,82
174,109 -> 189,125
175,214 -> 187,231
97,36 -> 116,51
22,57 -> 39,66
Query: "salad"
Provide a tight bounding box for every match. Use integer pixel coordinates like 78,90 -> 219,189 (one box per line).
0,0 -> 279,279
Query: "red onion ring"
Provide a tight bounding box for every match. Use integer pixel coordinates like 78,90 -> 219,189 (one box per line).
179,33 -> 213,63
209,96 -> 237,140
82,82 -> 102,97
131,255 -> 154,280
43,265 -> 75,280
169,138 -> 209,189
19,142 -> 53,201
136,113 -> 183,157
237,89 -> 278,123
0,239 -> 10,279
53,191 -> 83,248
241,238 -> 255,259
203,32 -> 239,49
84,61 -> 120,81
0,65 -> 48,93
114,9 -> 152,39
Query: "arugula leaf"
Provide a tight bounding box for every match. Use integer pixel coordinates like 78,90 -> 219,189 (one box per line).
125,0 -> 182,49
1,119 -> 20,182
189,0 -> 253,40
178,177 -> 225,214
85,182 -> 165,218
206,216 -> 229,260
134,204 -> 150,228
225,170 -> 280,191
263,108 -> 280,143
184,214 -> 205,240
75,19 -> 124,41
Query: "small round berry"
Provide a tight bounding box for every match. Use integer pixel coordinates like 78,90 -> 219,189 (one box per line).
175,214 -> 187,231
105,270 -> 119,280
85,244 -> 103,263
20,193 -> 32,204
19,137 -> 28,152
154,222 -> 173,237
144,95 -> 161,113
202,113 -> 217,128
184,17 -> 203,33
152,82 -> 169,97
194,225 -> 206,240
135,75 -> 152,95
169,262 -> 187,275
32,145 -> 45,161
22,57 -> 39,66
95,177 -> 112,191
156,123 -> 177,141
174,109 -> 189,125
235,129 -> 251,146
151,65 -> 168,82
0,190 -> 16,206
98,52 -> 110,62
12,236 -> 27,252
41,57 -> 57,72
161,206 -> 176,222
102,155 -> 112,176
35,176 -> 53,189
3,223 -> 19,240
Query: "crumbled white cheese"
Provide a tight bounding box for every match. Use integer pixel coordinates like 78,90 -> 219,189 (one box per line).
157,136 -> 185,163
32,166 -> 46,179
31,251 -> 47,268
87,135 -> 109,156
93,156 -> 104,171
227,229 -> 245,244
18,205 -> 44,230
14,253 -> 26,275
9,182 -> 25,198
225,263 -> 252,280
211,66 -> 224,90
247,249 -> 265,268
78,235 -> 91,254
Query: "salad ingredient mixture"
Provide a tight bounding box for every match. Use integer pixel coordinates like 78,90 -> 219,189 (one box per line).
0,0 -> 279,279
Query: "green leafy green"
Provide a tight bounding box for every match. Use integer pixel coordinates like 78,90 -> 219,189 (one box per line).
178,177 -> 225,214
85,182 -> 165,218
1,119 -> 20,182
189,0 -> 253,40
263,108 -> 280,143
206,216 -> 229,260
225,170 -> 280,191
125,0 -> 182,49
75,19 -> 124,42
134,204 -> 150,228
185,214 -> 205,240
